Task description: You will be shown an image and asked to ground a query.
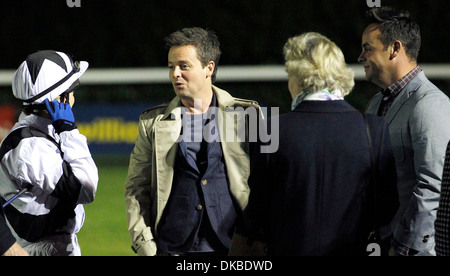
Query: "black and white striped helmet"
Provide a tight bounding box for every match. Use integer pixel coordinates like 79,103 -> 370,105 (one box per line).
12,50 -> 88,105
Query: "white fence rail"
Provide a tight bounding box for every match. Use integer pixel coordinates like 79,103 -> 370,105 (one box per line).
1,64 -> 449,86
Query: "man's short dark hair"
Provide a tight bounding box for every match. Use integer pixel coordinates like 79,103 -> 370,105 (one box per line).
164,27 -> 222,83
366,7 -> 421,61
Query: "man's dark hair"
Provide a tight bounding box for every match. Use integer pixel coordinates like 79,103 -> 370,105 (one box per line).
366,7 -> 421,61
164,27 -> 222,83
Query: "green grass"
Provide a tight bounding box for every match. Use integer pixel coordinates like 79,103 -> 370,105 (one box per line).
77,163 -> 135,256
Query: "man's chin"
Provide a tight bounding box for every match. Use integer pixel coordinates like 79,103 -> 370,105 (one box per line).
174,89 -> 193,101
173,86 -> 186,95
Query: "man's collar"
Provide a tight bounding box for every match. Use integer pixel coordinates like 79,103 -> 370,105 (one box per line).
381,66 -> 422,97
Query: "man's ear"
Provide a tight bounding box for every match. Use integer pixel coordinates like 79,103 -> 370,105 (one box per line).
205,61 -> 215,79
390,40 -> 402,60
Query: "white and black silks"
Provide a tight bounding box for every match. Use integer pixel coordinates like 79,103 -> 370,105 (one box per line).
0,113 -> 98,255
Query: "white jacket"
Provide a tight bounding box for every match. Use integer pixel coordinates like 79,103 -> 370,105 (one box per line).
0,113 -> 98,242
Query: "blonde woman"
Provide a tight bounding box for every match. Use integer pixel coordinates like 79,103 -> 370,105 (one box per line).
245,32 -> 399,255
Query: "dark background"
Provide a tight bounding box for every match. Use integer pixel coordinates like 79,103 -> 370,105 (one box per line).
1,0 -> 449,113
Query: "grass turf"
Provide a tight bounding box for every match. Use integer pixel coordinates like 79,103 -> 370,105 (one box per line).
77,163 -> 135,256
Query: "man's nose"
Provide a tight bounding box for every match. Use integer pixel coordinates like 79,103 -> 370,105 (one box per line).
358,51 -> 365,64
172,66 -> 181,78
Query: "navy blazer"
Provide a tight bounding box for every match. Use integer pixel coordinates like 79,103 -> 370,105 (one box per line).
247,100 -> 399,256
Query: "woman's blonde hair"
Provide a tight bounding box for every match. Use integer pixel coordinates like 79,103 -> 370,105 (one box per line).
283,32 -> 354,97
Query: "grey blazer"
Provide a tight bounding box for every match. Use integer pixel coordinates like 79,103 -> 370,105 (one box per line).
366,71 -> 450,255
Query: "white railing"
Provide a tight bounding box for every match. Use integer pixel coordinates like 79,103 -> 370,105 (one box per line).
1,64 -> 449,86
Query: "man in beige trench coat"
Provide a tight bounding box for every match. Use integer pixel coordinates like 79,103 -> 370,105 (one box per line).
124,27 -> 261,256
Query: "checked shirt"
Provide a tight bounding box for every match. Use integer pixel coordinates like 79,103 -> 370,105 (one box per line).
378,66 -> 422,117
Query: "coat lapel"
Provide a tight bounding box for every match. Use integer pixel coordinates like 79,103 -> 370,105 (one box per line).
214,86 -> 251,210
384,72 -> 425,124
366,93 -> 383,115
154,97 -> 182,224
215,86 -> 248,157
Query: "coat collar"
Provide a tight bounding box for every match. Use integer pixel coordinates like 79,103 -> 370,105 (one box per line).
159,85 -> 237,121
13,112 -> 58,141
292,100 -> 358,113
